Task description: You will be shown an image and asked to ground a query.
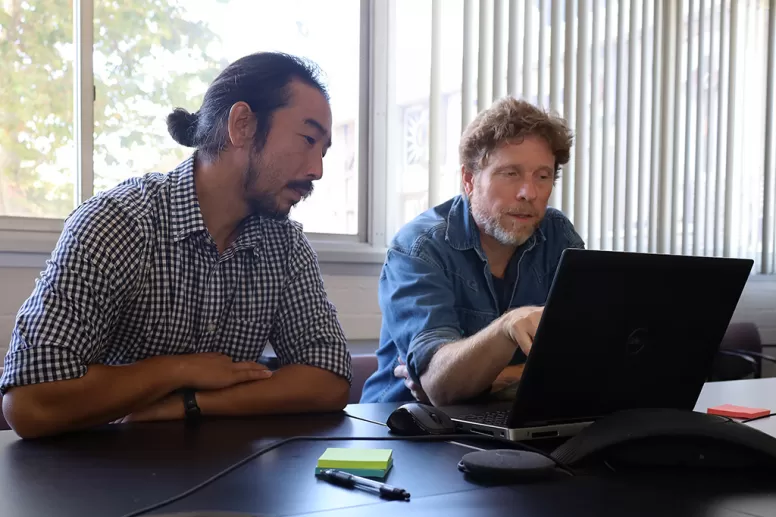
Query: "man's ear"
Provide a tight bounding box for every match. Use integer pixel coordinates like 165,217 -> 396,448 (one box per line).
226,101 -> 256,150
462,165 -> 476,197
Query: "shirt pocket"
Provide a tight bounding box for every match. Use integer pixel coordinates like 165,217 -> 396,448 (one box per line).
218,318 -> 274,362
139,316 -> 190,358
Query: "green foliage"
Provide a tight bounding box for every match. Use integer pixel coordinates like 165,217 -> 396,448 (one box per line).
0,0 -> 225,217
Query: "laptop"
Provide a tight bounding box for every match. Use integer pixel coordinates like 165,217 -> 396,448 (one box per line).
440,249 -> 754,441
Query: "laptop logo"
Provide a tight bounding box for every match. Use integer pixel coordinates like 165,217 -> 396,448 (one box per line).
626,328 -> 649,355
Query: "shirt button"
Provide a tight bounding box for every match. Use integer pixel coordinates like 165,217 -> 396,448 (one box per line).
207,321 -> 217,333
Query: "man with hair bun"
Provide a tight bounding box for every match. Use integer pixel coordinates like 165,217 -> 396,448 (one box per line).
1,52 -> 352,439
361,97 -> 584,406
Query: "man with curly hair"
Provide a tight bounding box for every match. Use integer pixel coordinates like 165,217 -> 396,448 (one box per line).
361,97 -> 584,405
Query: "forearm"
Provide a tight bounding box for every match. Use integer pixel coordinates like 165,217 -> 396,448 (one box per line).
197,365 -> 350,416
420,317 -> 516,406
3,356 -> 184,439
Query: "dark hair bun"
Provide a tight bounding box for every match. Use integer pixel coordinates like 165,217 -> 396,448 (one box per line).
166,108 -> 199,147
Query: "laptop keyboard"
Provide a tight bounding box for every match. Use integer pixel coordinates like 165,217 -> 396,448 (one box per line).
460,410 -> 511,427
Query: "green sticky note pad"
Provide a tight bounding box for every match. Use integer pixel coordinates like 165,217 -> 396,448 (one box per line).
316,448 -> 393,471
314,458 -> 393,479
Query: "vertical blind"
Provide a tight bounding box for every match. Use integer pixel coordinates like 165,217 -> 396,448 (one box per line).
426,0 -> 776,274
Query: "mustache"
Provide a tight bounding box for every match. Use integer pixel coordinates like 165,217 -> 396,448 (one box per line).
287,180 -> 314,196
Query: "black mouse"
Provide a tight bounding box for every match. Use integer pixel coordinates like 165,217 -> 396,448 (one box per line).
386,402 -> 457,435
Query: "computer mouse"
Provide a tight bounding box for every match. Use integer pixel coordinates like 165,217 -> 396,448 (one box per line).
386,402 -> 457,435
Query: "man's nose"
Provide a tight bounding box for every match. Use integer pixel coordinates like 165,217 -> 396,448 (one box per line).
307,153 -> 324,181
517,180 -> 538,201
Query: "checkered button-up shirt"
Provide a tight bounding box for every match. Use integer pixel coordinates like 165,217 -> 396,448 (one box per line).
1,156 -> 352,393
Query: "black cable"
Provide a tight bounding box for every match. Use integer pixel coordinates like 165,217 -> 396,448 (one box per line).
119,432 -> 573,517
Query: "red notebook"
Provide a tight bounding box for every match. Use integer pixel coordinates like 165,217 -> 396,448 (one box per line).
707,404 -> 771,419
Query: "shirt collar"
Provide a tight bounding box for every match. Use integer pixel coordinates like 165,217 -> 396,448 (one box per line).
444,194 -> 547,252
169,153 -> 266,250
170,154 -> 207,242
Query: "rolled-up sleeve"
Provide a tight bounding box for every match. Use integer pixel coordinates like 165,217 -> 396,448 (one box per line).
270,232 -> 352,384
1,198 -> 143,393
379,246 -> 462,386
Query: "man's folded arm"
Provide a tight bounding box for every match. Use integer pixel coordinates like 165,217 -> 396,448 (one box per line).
380,247 -> 516,406
197,231 -> 351,416
0,201 -> 163,438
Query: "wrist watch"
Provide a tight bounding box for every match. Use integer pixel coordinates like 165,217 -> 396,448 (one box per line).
181,388 -> 201,424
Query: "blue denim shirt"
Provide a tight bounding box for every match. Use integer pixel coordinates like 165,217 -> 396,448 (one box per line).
360,195 -> 585,403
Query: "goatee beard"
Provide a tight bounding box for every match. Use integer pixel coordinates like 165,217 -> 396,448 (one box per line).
470,195 -> 533,247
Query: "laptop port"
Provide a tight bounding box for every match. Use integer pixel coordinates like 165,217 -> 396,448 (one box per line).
470,428 -> 495,436
531,430 -> 559,439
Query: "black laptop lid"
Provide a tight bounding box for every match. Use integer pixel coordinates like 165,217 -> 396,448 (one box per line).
509,249 -> 753,428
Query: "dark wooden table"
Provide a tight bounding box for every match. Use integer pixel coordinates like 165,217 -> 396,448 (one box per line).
0,379 -> 774,517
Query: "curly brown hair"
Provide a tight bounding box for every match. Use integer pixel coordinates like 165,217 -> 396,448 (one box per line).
459,97 -> 573,179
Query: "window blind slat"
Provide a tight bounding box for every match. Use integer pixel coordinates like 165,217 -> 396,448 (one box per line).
763,0 -> 776,273
429,0 -> 443,207
638,0 -> 652,253
614,0 -> 628,251
549,0 -> 563,210
625,0 -> 640,252
658,0 -> 678,254
694,0 -> 707,256
478,0 -> 494,111
575,0 -> 591,242
523,0 -> 534,101
724,0 -> 739,258
538,0 -> 549,105
462,0 -> 477,133
683,0 -> 696,256
715,0 -> 730,257
649,0 -> 663,253
494,0 -> 508,99
508,0 -> 522,98
671,0 -> 686,255
602,0 -> 616,250
563,0 -> 577,216
589,0 -> 603,250
705,0 -> 718,256
550,0 -> 563,111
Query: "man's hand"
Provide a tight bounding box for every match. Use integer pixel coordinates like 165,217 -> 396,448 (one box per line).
491,364 -> 525,393
173,353 -> 272,390
394,357 -> 430,403
499,306 -> 544,355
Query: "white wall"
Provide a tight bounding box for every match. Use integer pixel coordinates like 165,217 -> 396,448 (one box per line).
1,266 -> 775,358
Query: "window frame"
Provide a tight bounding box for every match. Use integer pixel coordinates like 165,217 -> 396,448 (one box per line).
0,0 -> 389,265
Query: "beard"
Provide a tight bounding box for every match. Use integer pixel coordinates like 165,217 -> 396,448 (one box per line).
470,191 -> 540,247
243,151 -> 314,220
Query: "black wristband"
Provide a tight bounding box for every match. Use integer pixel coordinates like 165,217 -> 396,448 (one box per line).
182,388 -> 201,424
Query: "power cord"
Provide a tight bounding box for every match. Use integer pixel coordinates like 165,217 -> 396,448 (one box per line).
119,432 -> 573,517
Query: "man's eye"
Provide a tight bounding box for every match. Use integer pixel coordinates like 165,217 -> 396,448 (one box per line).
303,135 -> 316,146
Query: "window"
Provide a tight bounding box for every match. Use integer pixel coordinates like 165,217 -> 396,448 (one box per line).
387,0 -> 465,239
2,0 -> 361,236
3,0 -> 776,273
92,0 -> 361,235
385,0 -> 776,274
1,1 -> 75,219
